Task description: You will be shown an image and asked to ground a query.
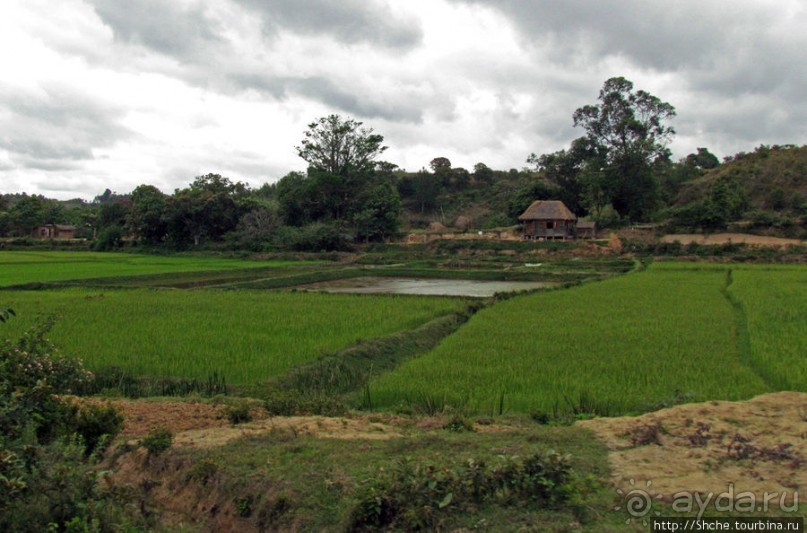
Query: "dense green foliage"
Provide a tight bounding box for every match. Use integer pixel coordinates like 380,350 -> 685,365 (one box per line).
368,263 -> 804,415
1,322 -> 135,530
349,450 -> 577,530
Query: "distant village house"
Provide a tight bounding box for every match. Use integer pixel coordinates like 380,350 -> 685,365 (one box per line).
518,200 -> 596,240
33,224 -> 77,240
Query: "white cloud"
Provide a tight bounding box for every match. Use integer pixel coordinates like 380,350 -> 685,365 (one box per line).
0,0 -> 804,199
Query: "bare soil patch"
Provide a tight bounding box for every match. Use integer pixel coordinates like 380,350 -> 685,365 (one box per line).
661,233 -> 803,247
578,392 -> 807,502
72,397 -> 520,448
70,397 -> 244,437
173,415 -> 404,448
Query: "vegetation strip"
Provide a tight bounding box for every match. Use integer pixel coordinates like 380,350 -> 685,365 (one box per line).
258,304 -> 482,413
719,269 -> 758,380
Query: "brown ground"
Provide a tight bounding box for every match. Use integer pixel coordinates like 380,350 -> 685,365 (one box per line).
578,392 -> 807,502
70,397 -> 241,437
81,392 -> 806,505
660,233 -> 803,247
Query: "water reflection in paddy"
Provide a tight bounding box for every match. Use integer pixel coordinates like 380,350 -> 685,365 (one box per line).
300,277 -> 557,297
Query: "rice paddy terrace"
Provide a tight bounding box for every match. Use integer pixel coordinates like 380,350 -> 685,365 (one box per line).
1,251 -> 803,415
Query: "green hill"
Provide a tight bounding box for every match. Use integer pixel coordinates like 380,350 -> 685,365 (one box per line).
669,144 -> 806,236
676,144 -> 806,211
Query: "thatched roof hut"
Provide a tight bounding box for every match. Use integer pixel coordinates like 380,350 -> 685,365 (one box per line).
518,200 -> 578,240
517,200 -> 577,222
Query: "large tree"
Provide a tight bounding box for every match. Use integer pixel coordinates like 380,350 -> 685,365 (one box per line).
128,185 -> 167,245
296,114 -> 387,176
571,77 -> 676,220
278,115 -> 401,242
164,174 -> 244,247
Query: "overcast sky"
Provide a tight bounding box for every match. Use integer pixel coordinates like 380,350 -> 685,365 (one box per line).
2,0 -> 805,200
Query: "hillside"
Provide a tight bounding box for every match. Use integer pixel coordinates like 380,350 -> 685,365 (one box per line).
676,144 -> 807,212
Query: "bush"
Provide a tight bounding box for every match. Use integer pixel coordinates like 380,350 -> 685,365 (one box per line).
73,404 -> 124,456
273,222 -> 354,252
93,226 -> 124,251
3,320 -> 94,393
186,457 -> 219,484
349,450 -> 578,530
140,427 -> 173,456
263,389 -> 347,417
0,437 -> 139,531
1,321 -> 143,530
227,403 -> 252,425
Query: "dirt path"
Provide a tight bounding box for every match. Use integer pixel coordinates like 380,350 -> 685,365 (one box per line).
578,392 -> 807,502
661,233 -> 803,247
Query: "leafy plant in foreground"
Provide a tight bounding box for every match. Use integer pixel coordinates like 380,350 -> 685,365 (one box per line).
349,450 -> 578,531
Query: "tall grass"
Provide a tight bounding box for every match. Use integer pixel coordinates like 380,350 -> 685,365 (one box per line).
0,289 -> 466,385
368,266 -> 772,415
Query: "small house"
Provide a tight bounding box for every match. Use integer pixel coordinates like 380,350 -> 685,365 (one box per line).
33,224 -> 77,240
576,220 -> 597,239
518,200 -> 577,240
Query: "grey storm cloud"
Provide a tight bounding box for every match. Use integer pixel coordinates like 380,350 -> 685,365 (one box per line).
90,0 -> 421,59
89,0 -> 222,59
234,0 -> 423,50
449,0 -> 806,155
223,72 -> 426,122
0,85 -> 130,171
88,0 -> 424,120
450,1 -> 799,72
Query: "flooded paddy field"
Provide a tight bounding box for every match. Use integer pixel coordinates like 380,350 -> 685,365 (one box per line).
299,276 -> 557,297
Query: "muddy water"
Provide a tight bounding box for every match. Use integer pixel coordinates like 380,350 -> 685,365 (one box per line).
300,276 -> 556,297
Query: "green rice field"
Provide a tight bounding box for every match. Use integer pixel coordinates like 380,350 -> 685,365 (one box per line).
368,262 -> 806,415
2,251 -> 803,413
0,251 -> 314,287
1,288 -> 466,385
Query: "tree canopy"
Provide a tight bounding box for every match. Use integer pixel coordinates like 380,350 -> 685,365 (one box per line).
296,114 -> 387,176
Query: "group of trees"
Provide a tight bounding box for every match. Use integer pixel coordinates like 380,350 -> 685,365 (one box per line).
527,76 -> 682,222
275,115 -> 400,243
0,116 -> 406,251
2,76 -> 798,249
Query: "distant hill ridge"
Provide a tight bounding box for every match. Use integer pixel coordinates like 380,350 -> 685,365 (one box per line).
676,144 -> 807,211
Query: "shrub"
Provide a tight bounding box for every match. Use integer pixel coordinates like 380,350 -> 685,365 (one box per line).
73,404 -> 124,456
227,403 -> 252,425
263,389 -> 347,416
3,320 -> 94,393
1,322 -> 142,530
349,450 -> 578,530
93,226 -> 124,251
141,427 -> 173,456
186,457 -> 219,484
442,414 -> 474,433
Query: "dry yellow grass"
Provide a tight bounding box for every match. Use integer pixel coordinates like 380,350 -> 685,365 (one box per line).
579,392 -> 807,503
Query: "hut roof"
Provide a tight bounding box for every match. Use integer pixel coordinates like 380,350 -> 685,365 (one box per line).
517,200 -> 577,221
37,224 -> 77,231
